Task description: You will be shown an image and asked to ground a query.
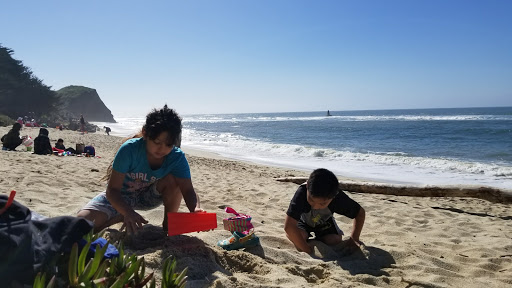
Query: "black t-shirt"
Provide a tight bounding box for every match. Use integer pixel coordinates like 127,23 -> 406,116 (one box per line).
286,184 -> 361,228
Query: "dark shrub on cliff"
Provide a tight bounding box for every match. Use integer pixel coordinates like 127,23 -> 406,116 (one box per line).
0,44 -> 59,120
0,114 -> 15,126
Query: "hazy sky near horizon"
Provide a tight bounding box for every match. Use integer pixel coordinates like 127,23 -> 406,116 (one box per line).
1,1 -> 511,117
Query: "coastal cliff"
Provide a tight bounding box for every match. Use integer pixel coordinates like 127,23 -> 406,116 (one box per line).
0,45 -> 116,127
56,86 -> 116,123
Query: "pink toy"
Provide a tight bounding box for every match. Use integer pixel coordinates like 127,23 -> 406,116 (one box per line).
222,207 -> 254,234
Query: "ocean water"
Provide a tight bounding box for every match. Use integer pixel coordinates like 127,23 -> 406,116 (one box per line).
92,107 -> 512,190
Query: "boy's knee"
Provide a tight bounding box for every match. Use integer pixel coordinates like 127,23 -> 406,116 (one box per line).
320,234 -> 342,245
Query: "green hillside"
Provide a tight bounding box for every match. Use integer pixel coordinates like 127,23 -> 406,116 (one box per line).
0,44 -> 58,121
0,44 -> 115,126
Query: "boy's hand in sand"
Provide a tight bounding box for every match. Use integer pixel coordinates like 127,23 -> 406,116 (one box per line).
122,210 -> 148,235
338,237 -> 363,256
347,237 -> 362,247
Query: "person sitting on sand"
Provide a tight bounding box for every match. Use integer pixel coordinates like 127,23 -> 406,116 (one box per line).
55,138 -> 66,150
284,168 -> 365,254
34,128 -> 52,155
1,123 -> 24,151
77,105 -> 203,234
54,138 -> 76,155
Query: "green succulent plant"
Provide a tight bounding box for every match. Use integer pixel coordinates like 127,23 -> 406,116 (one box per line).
33,272 -> 56,288
32,231 -> 187,288
161,256 -> 188,288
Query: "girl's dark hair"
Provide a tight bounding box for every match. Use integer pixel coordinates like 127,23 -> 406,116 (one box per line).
307,168 -> 339,199
102,105 -> 182,182
143,104 -> 182,146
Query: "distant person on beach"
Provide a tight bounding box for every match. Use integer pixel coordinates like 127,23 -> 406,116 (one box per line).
55,138 -> 65,150
77,105 -> 203,234
34,128 -> 52,155
55,138 -> 76,154
80,114 -> 85,132
1,123 -> 24,151
284,168 -> 365,254
104,126 -> 111,135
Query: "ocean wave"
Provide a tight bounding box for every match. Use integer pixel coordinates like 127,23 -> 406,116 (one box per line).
95,115 -> 512,189
182,114 -> 512,123
181,129 -> 512,179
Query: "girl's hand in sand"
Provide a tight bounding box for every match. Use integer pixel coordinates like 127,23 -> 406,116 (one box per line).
122,210 -> 148,235
193,208 -> 215,232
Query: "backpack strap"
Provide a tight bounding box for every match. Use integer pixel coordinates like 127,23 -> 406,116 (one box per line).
0,190 -> 16,216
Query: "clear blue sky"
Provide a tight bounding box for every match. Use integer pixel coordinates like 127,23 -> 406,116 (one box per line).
1,1 -> 511,117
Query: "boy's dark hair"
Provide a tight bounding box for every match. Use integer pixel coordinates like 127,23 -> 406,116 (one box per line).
57,138 -> 64,143
307,168 -> 339,199
143,104 -> 182,146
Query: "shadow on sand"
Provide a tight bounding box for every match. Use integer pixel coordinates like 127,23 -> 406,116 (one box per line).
107,226 -> 395,286
311,239 -> 396,276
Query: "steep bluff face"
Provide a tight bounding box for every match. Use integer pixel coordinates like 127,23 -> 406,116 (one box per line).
56,86 -> 116,123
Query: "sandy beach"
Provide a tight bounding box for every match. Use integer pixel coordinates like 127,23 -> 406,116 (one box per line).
1,126 -> 511,288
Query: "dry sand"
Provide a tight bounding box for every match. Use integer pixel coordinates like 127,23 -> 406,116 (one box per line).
1,126 -> 511,287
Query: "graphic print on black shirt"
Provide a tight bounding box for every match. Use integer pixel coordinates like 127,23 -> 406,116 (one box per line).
286,184 -> 361,229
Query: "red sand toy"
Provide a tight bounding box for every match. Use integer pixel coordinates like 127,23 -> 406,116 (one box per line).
0,190 -> 16,216
166,212 -> 217,236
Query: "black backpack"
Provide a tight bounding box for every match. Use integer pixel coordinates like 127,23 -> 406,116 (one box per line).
0,194 -> 93,285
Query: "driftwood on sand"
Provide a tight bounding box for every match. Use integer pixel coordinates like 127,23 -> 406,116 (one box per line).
275,177 -> 512,204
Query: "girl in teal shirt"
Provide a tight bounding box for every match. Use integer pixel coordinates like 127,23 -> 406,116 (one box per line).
78,105 -> 203,235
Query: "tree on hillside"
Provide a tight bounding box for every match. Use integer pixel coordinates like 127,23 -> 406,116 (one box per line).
0,44 -> 59,120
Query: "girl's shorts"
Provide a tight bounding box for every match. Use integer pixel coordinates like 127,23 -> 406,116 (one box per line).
80,184 -> 162,220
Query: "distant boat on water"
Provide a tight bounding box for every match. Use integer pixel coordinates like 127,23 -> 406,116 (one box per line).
326,110 -> 332,116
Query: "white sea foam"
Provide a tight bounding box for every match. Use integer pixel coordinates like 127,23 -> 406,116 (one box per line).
92,116 -> 512,190
183,114 -> 512,123
181,129 -> 512,189
90,118 -> 145,137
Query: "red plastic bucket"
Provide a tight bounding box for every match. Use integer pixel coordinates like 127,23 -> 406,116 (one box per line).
167,212 -> 217,236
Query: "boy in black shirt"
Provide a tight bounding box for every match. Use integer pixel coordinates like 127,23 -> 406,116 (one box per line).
285,168 -> 365,254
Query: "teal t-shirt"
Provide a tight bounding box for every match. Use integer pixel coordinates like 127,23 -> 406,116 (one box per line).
112,138 -> 191,195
